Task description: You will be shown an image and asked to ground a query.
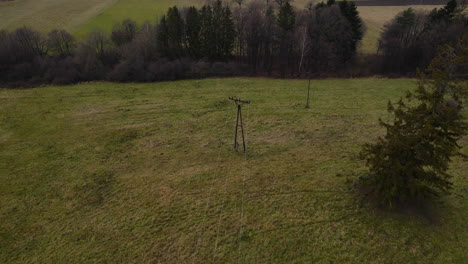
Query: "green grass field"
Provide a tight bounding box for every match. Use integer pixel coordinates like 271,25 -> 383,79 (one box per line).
1,78 -> 466,263
0,0 -> 200,34
75,0 -> 203,39
0,0 -> 118,33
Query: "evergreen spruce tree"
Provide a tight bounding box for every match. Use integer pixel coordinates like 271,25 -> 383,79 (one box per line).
360,36 -> 468,207
212,0 -> 224,59
339,1 -> 364,61
199,0 -> 235,60
277,1 -> 295,32
166,6 -> 184,58
156,16 -> 170,57
220,5 -> 235,60
185,6 -> 201,59
277,1 -> 296,75
430,0 -> 458,23
200,5 -> 214,59
316,0 -> 364,62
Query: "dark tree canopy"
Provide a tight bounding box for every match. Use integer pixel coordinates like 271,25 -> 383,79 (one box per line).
379,1 -> 467,73
111,19 -> 137,47
307,6 -> 354,71
47,30 -> 75,58
199,0 -> 235,60
185,6 -> 202,59
277,1 -> 295,32
156,16 -> 170,57
166,6 -> 184,58
314,0 -> 364,64
14,27 -> 48,58
339,0 -> 364,60
429,0 -> 458,23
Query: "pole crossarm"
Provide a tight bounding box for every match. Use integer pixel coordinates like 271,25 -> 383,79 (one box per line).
229,97 -> 251,104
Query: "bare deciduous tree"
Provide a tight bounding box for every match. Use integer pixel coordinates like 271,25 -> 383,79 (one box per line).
111,19 -> 138,47
47,30 -> 75,57
86,30 -> 110,58
13,27 -> 48,58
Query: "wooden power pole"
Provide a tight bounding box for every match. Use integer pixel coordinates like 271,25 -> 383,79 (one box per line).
229,97 -> 250,153
306,78 -> 311,109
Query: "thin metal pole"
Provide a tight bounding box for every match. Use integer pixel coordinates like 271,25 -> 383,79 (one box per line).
234,104 -> 240,151
306,78 -> 311,108
239,105 -> 246,153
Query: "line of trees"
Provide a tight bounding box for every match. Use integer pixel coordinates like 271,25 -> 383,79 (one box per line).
0,0 -> 466,86
378,0 -> 467,73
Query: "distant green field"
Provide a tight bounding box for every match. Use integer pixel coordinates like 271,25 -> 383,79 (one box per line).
1,78 -> 466,263
0,0 -> 200,34
75,0 -> 203,38
0,0 -> 118,33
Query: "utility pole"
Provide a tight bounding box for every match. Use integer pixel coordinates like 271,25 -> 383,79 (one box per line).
306,77 -> 311,108
229,97 -> 250,153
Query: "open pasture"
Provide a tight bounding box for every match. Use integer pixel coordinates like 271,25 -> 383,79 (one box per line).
0,78 -> 466,263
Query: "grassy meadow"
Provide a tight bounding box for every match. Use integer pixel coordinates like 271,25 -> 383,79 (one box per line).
1,78 -> 467,263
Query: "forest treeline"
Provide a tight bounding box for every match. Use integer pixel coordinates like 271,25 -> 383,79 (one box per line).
0,0 -> 466,86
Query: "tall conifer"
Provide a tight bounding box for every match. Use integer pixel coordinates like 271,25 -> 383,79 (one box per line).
185,6 -> 201,59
